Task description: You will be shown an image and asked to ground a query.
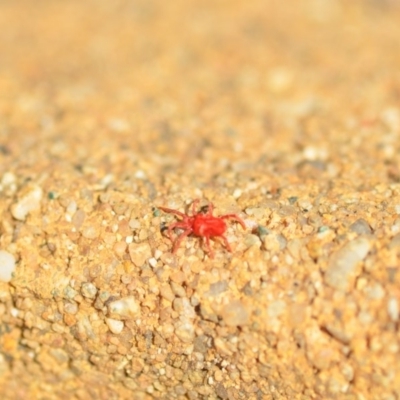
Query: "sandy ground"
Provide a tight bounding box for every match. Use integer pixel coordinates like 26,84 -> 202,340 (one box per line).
1,0 -> 400,399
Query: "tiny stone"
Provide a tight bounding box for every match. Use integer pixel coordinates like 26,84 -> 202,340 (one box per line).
325,237 -> 372,291
106,318 -> 124,334
81,282 -> 98,299
66,201 -> 77,215
170,281 -> 186,297
174,319 -> 195,342
72,209 -> 86,229
128,242 -> 152,267
64,286 -> 78,299
364,283 -> 385,300
113,241 -> 127,257
207,281 -> 228,296
160,284 -> 175,302
154,249 -> 163,259
244,234 -> 261,248
172,297 -> 195,319
64,302 -> 78,315
107,296 -> 140,319
0,251 -> 16,282
349,219 -> 372,235
220,299 -> 249,327
233,188 -> 242,199
148,257 -> 157,268
215,383 -> 229,400
268,299 -> 286,319
193,335 -> 209,353
129,219 -> 141,230
82,226 -> 99,239
245,207 -> 266,219
11,184 -> 43,221
1,171 -> 16,186
387,297 -> 399,322
298,199 -> 313,211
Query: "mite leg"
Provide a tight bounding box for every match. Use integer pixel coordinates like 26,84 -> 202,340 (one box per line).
221,214 -> 246,230
172,228 -> 193,253
158,207 -> 187,219
165,222 -> 189,242
220,235 -> 232,252
191,199 -> 200,216
204,235 -> 215,259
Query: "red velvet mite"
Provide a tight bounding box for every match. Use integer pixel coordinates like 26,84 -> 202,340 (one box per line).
158,199 -> 246,258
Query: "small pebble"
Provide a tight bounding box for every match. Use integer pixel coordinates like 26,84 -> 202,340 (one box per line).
207,281 -> 228,296
233,188 -> 242,199
0,251 -> 16,282
72,209 -> 86,229
325,237 -> 372,291
106,318 -> 124,334
11,184 -> 43,221
64,302 -> 78,315
82,226 -> 99,239
268,299 -> 286,319
107,297 -> 140,319
148,257 -> 157,268
387,297 -> 399,322
244,234 -> 261,248
174,319 -> 195,342
64,285 -> 78,299
172,297 -> 195,319
128,242 -> 152,267
66,201 -> 77,215
81,282 -> 98,299
245,207 -> 266,219
349,219 -> 372,235
220,299 -> 249,327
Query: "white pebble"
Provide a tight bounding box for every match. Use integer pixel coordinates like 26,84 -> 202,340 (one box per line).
154,249 -> 163,260
81,282 -> 98,299
134,170 -> 146,179
325,237 -> 371,292
66,201 -> 77,215
148,257 -> 157,268
233,188 -> 242,199
220,299 -> 250,327
174,319 -> 195,342
107,296 -> 140,319
1,172 -> 16,186
0,251 -> 16,282
106,318 -> 124,334
11,184 -> 43,221
388,297 -> 399,322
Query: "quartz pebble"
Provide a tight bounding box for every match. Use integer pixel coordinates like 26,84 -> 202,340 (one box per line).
349,219 -> 372,235
106,318 -> 124,334
107,297 -> 140,319
81,283 -> 98,299
11,184 -> 43,221
128,242 -> 152,267
0,251 -> 16,282
387,297 -> 399,322
174,319 -> 195,342
325,237 -> 372,291
220,299 -> 249,327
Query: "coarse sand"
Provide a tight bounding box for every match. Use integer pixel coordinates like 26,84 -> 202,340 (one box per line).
1,1 -> 400,399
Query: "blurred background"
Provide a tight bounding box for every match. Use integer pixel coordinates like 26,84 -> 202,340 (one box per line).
1,0 -> 399,192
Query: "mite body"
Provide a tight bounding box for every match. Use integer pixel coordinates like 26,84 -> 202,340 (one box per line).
159,199 -> 246,258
